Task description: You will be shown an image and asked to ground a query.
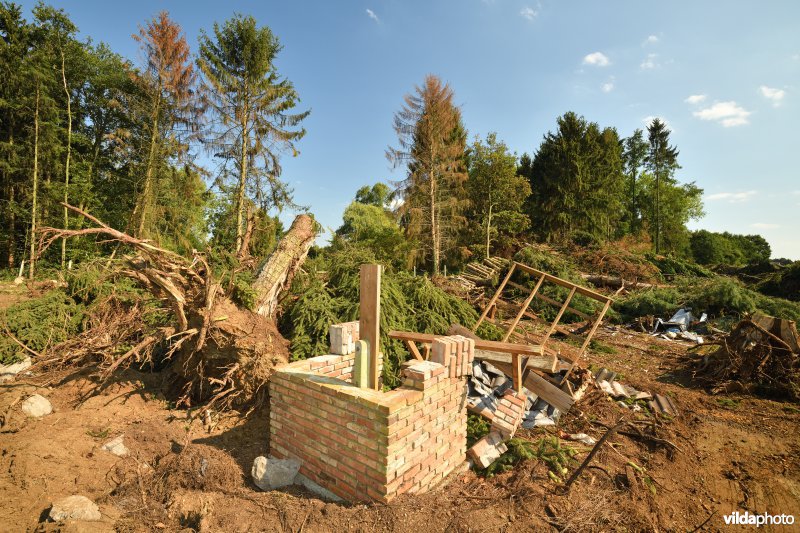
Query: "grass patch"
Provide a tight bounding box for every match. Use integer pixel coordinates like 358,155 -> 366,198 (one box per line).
716,398 -> 741,410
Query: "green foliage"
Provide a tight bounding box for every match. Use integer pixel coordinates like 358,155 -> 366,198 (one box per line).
482,436 -> 579,480
280,245 -> 484,387
615,275 -> 800,323
466,414 -> 490,447
230,271 -> 258,311
570,230 -> 600,249
335,198 -> 409,269
521,112 -> 626,243
0,290 -> 85,364
756,261 -> 800,302
690,230 -> 771,266
646,253 -> 713,278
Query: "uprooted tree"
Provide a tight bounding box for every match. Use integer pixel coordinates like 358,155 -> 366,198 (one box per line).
35,203 -> 316,410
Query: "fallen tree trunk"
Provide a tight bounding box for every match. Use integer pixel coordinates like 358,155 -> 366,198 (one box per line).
253,214 -> 315,318
35,203 -> 311,410
580,273 -> 662,291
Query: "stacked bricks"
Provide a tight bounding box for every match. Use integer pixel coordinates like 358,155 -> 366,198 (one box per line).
490,389 -> 527,439
330,321 -> 360,355
429,335 -> 475,378
270,353 -> 468,502
467,431 -> 508,469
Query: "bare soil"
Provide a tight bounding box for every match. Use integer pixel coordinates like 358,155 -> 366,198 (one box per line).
1,316 -> 799,531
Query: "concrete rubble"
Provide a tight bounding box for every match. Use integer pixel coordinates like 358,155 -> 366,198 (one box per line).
48,495 -> 101,522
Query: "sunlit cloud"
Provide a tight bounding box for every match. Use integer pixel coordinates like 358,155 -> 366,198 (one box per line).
760,85 -> 785,107
520,7 -> 537,20
751,222 -> 780,229
685,94 -> 706,105
693,101 -> 751,127
583,52 -> 610,67
707,190 -> 757,203
366,8 -> 379,23
640,53 -> 659,69
643,34 -> 659,45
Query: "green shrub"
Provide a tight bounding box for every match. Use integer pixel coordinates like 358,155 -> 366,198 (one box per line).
0,291 -> 86,364
570,230 -> 600,249
646,253 -> 713,278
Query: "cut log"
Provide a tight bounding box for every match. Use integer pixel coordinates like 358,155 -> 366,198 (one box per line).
252,214 -> 316,318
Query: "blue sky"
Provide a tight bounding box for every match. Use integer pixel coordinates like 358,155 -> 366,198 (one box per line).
20,1 -> 800,258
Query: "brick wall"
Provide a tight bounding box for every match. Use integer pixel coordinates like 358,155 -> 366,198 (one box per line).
269,336 -> 471,502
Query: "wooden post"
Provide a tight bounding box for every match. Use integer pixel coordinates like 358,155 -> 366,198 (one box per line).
360,264 -> 382,390
502,273 -> 545,342
474,263 -> 516,331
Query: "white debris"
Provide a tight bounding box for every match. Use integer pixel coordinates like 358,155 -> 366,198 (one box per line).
21,394 -> 52,418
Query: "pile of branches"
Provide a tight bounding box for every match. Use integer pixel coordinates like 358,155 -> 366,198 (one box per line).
33,204 -> 315,410
695,313 -> 800,401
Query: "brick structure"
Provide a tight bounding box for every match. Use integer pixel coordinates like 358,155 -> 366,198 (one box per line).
269,334 -> 471,502
490,388 -> 527,440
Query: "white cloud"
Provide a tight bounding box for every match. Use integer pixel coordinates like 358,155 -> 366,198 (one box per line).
366,8 -> 379,23
685,94 -> 707,105
601,80 -> 615,93
520,7 -> 537,20
751,222 -> 780,229
693,101 -> 751,127
760,85 -> 785,107
706,190 -> 757,203
643,35 -> 659,45
583,52 -> 610,67
640,53 -> 659,69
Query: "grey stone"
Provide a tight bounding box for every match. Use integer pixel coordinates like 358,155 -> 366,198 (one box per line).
21,394 -> 52,418
48,495 -> 101,522
101,435 -> 128,457
0,357 -> 31,382
295,473 -> 343,502
251,455 -> 301,491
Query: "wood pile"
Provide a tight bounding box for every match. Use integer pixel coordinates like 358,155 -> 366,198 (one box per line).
695,313 -> 799,401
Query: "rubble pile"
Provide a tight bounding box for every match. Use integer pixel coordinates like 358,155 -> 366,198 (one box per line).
695,313 -> 800,400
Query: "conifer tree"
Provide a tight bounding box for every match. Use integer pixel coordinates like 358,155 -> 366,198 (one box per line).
197,14 -> 309,256
645,118 -> 679,254
387,75 -> 468,275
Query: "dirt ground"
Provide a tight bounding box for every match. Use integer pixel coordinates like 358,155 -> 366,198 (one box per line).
1,302 -> 799,531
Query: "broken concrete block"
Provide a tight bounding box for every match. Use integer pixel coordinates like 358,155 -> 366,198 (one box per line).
329,321 -> 359,355
101,435 -> 129,457
0,356 -> 31,383
467,431 -> 508,469
48,495 -> 101,522
251,455 -> 301,491
21,394 -> 52,418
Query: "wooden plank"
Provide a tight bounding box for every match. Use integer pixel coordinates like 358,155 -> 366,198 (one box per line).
474,264 -> 516,330
474,349 -> 557,373
360,264 -> 382,390
523,371 -> 575,414
512,263 -> 613,303
404,339 -> 424,361
561,299 -> 612,383
512,354 -> 523,392
502,274 -> 545,342
541,286 -> 577,345
388,330 -> 543,356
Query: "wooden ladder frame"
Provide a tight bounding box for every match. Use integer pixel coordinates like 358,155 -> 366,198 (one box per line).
473,262 -> 613,384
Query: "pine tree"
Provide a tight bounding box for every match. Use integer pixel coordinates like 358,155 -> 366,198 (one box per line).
645,119 -> 679,254
197,14 -> 309,256
387,75 -> 468,275
622,129 -> 648,234
130,11 -> 198,239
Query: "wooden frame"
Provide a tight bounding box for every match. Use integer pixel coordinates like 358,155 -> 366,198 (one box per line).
387,330 -> 547,392
473,262 -> 613,384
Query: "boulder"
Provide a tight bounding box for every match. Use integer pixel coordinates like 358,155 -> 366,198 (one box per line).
0,357 -> 31,382
251,455 -> 300,491
21,394 -> 52,418
101,435 -> 129,457
48,495 -> 101,522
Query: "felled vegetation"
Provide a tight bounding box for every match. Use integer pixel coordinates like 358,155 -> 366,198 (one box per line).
280,246 -> 485,387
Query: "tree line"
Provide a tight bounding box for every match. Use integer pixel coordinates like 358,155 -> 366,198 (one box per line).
1,3 -> 770,280
0,3 -> 307,277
